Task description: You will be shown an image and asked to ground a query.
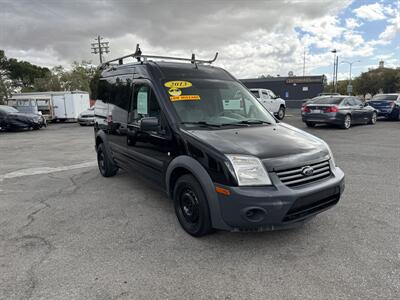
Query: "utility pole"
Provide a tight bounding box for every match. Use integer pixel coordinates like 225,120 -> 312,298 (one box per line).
91,35 -> 110,64
303,47 -> 306,77
341,60 -> 360,95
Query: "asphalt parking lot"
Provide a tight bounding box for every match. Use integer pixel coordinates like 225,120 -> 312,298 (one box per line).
0,110 -> 399,300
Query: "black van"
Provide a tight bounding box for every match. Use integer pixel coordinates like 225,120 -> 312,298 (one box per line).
94,49 -> 345,237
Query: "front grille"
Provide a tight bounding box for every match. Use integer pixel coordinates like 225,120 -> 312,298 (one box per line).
283,193 -> 340,222
276,160 -> 331,187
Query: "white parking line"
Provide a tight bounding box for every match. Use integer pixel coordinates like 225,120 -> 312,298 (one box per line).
0,161 -> 97,183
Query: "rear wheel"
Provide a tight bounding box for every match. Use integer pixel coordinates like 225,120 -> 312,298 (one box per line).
173,174 -> 213,237
368,112 -> 377,125
341,115 -> 351,129
276,106 -> 285,120
97,143 -> 118,177
305,122 -> 315,128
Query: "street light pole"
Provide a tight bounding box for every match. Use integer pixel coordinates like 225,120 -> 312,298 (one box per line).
331,49 -> 337,92
341,60 -> 360,95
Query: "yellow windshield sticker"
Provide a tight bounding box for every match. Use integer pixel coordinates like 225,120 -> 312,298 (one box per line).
164,81 -> 192,89
168,87 -> 182,96
170,95 -> 200,101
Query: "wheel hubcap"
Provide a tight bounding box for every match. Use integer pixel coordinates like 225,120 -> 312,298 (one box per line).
180,189 -> 199,224
345,116 -> 351,128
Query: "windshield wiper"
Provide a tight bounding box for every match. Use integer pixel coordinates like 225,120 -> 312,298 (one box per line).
180,121 -> 221,127
223,119 -> 272,126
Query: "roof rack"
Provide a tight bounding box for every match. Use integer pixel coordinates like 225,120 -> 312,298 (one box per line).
101,44 -> 218,68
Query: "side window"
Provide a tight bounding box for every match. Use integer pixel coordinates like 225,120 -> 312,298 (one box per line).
130,84 -> 161,123
97,78 -> 111,103
353,98 -> 362,106
109,76 -> 132,111
345,98 -> 355,106
262,91 -> 270,99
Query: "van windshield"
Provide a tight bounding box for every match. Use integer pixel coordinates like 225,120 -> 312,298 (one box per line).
164,79 -> 276,127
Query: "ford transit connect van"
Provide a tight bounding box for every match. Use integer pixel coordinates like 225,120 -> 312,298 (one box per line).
94,49 -> 345,237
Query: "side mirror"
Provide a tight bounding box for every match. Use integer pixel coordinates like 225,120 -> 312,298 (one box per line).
140,117 -> 159,132
364,102 -> 369,107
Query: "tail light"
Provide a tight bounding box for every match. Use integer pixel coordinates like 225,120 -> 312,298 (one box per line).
106,114 -> 112,123
325,106 -> 339,113
302,106 -> 310,113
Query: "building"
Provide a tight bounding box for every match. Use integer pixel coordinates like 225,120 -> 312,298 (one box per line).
241,75 -> 326,108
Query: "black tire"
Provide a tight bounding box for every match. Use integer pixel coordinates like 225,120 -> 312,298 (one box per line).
340,114 -> 351,129
173,174 -> 213,237
276,106 -> 285,120
368,112 -> 377,125
305,122 -> 315,128
97,143 -> 118,177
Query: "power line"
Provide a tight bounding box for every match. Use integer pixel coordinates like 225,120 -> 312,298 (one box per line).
91,35 -> 110,64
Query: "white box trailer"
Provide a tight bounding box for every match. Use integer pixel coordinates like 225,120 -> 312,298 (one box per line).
10,91 -> 90,122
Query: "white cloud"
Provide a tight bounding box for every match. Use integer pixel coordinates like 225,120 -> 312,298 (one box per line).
353,3 -> 386,21
379,24 -> 398,41
345,18 -> 361,29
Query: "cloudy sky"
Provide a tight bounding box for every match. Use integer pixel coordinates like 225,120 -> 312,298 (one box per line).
0,0 -> 398,81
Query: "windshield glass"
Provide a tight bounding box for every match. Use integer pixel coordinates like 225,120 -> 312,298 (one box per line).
269,90 -> 276,98
372,94 -> 398,101
164,79 -> 276,127
308,96 -> 344,104
0,106 -> 19,113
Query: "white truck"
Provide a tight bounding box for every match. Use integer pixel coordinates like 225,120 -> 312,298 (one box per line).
10,91 -> 90,122
249,88 -> 286,120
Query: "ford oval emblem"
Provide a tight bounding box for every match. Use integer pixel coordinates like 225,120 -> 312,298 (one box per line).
301,166 -> 314,177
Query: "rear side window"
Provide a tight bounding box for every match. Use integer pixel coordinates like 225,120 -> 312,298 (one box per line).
109,76 -> 132,111
250,90 -> 260,98
372,95 -> 398,101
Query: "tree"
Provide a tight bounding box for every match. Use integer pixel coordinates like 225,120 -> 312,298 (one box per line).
7,57 -> 50,91
60,61 -> 96,92
0,50 -> 12,104
33,66 -> 64,92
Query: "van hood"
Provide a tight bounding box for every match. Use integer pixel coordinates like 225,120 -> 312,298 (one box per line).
184,123 -> 330,171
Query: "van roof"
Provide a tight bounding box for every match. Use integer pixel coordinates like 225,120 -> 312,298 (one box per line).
102,61 -> 235,81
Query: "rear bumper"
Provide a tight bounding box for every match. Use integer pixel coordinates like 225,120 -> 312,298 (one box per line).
212,166 -> 345,232
375,108 -> 398,118
301,112 -> 343,125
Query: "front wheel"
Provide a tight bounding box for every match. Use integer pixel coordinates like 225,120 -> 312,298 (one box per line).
341,115 -> 351,129
97,143 -> 118,177
276,106 -> 285,120
173,174 -> 213,237
368,112 -> 377,125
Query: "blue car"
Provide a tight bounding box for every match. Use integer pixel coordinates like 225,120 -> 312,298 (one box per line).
368,94 -> 400,120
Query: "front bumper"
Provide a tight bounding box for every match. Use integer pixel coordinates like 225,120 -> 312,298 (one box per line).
78,117 -> 95,125
212,166 -> 345,231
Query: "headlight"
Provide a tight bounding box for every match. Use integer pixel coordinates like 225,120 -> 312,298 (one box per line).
226,154 -> 272,186
323,142 -> 336,167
